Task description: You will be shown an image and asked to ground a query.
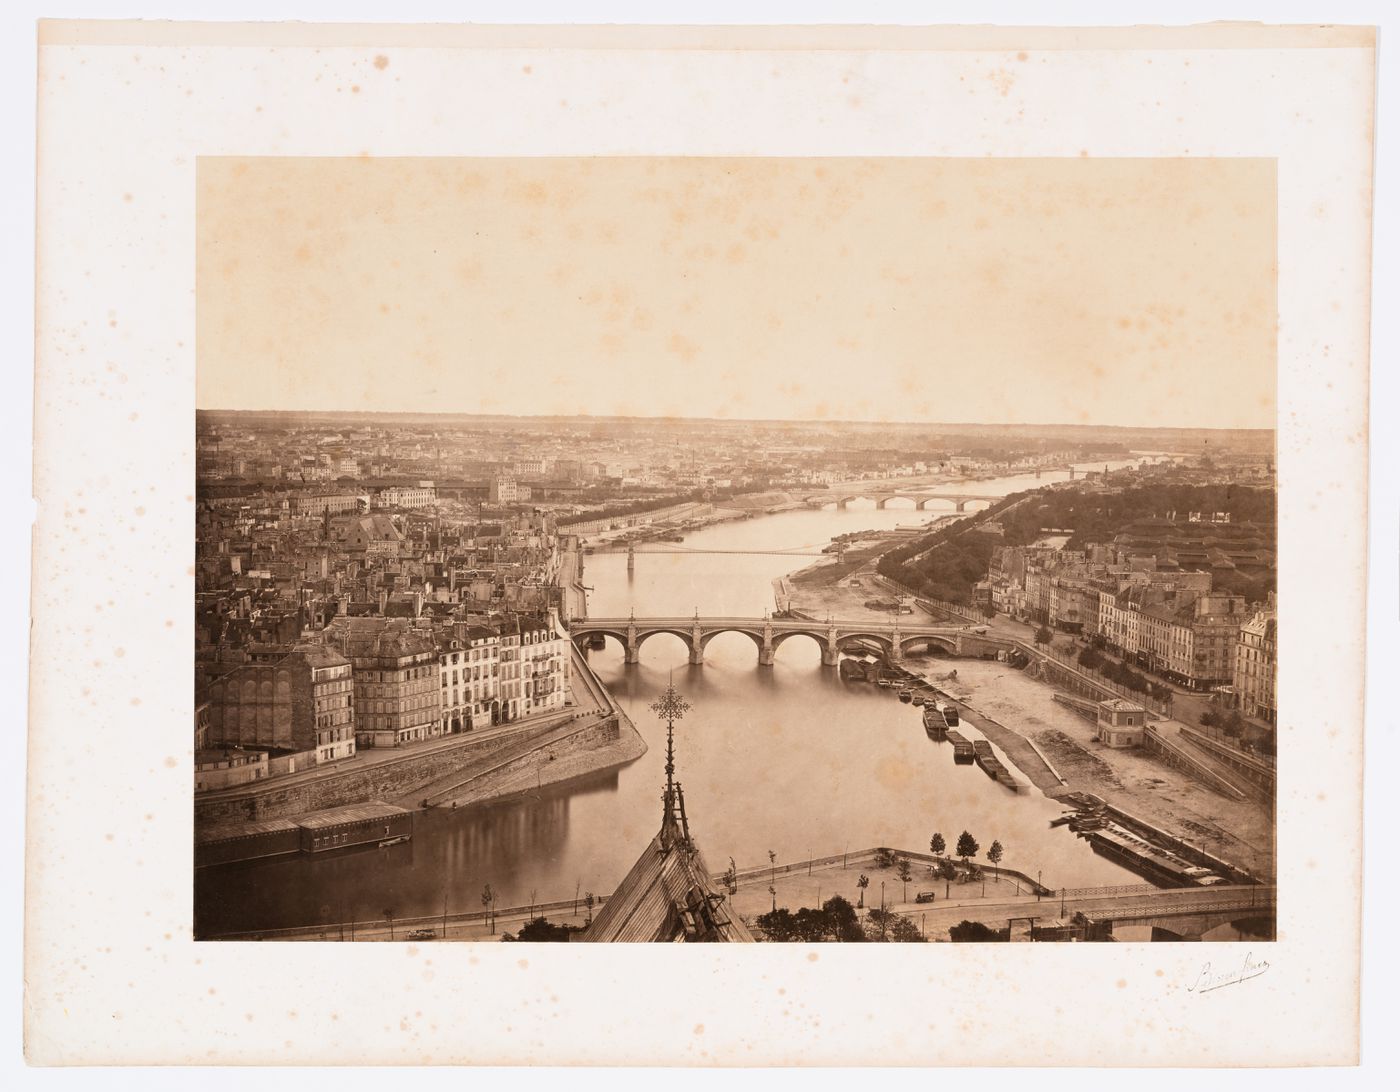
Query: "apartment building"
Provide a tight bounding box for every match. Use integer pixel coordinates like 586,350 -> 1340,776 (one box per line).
1235,608 -> 1278,725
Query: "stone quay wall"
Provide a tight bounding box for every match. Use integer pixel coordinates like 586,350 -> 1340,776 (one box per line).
194,717 -> 575,825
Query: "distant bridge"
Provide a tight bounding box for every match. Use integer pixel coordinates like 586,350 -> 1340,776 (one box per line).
567,614 -> 1003,666
802,491 -> 1005,512
589,545 -> 827,558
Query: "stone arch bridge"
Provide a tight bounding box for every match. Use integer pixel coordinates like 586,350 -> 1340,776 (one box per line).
802,491 -> 1004,512
567,615 -> 1009,666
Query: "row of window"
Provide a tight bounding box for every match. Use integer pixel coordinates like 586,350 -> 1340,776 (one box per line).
444,648 -> 499,665
355,666 -> 436,683
443,665 -> 498,685
359,696 -> 438,715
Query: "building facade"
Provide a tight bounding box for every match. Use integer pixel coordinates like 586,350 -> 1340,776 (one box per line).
496,620 -> 571,723
1096,699 -> 1147,748
289,492 -> 363,518
375,485 -> 437,509
1101,587 -> 1247,690
203,645 -> 356,763
1235,609 -> 1278,725
194,746 -> 270,792
439,626 -> 502,732
326,621 -> 441,748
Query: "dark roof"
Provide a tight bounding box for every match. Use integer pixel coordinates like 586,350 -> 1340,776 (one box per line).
296,802 -> 410,831
289,644 -> 350,669
577,804 -> 753,944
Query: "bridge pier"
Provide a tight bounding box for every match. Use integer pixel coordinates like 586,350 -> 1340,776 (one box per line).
954,500 -> 967,513
876,498 -> 888,510
688,646 -> 704,666
758,643 -> 775,667
821,645 -> 840,667
889,630 -> 904,663
835,497 -> 848,510
624,644 -> 641,665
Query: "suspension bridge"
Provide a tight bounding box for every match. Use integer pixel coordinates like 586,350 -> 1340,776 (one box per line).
587,544 -> 829,558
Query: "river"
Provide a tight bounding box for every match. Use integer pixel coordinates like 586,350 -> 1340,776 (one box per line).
195,458 -> 1157,937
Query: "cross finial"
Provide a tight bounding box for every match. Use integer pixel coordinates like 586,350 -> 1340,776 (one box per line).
650,679 -> 691,818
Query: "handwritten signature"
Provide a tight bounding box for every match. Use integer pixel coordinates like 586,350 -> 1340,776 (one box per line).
1186,952 -> 1271,995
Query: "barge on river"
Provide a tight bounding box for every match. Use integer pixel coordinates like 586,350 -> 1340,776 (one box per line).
923,705 -> 948,737
1079,822 -> 1219,887
196,802 -> 414,868
971,739 -> 1026,792
944,729 -> 976,764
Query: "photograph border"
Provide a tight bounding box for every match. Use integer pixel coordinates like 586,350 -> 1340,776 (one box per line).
26,16 -> 1374,1067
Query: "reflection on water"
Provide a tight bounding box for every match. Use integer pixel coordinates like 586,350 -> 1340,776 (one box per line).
196,462 -> 1149,935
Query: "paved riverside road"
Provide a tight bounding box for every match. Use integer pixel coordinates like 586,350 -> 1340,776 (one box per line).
218,880 -> 1272,943
876,883 -> 1273,939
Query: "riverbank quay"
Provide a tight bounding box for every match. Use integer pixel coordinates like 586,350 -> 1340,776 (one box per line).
572,490 -> 808,547
194,643 -> 645,831
205,846 -> 1046,942
409,681 -> 646,808
785,559 -> 930,621
781,537 -> 1273,882
909,659 -> 1274,880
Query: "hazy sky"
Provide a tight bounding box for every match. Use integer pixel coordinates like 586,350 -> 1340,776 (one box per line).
197,157 -> 1276,429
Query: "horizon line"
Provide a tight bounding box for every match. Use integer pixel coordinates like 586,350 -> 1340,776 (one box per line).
194,407 -> 1275,434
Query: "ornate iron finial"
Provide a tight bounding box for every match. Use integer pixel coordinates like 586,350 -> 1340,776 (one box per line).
650,680 -> 691,820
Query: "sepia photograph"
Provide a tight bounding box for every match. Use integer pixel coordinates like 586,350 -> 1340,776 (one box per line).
193,156 -> 1278,945
24,15 -> 1381,1068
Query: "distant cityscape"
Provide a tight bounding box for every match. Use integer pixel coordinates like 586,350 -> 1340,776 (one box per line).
195,412 -> 1276,943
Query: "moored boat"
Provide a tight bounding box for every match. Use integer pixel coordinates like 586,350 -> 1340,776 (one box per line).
945,729 -> 976,764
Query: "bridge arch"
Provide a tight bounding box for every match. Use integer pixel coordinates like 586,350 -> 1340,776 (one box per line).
632,628 -> 699,658
769,630 -> 833,657
571,629 -> 631,656
833,632 -> 895,657
899,634 -> 959,657
695,628 -> 767,658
